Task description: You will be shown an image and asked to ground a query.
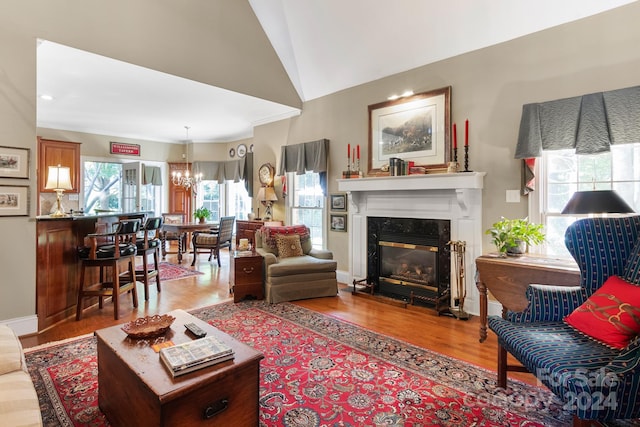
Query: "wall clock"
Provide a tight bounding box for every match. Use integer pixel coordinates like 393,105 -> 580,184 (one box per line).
258,163 -> 275,186
237,143 -> 247,158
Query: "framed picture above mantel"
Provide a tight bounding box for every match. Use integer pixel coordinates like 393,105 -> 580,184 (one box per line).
368,86 -> 451,176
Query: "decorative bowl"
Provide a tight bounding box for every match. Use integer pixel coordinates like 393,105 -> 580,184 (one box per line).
121,314 -> 176,339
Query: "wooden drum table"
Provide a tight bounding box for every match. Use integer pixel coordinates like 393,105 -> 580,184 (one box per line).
95,309 -> 264,426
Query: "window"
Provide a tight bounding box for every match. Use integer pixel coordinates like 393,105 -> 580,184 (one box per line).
83,161 -> 122,214
198,181 -> 221,222
195,180 -> 250,223
288,172 -> 325,248
532,144 -> 640,258
228,181 -> 250,221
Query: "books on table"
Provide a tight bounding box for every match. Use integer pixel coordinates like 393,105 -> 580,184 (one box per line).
159,336 -> 234,377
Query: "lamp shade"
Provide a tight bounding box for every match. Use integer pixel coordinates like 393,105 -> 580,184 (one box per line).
561,190 -> 635,214
257,186 -> 278,202
45,165 -> 73,190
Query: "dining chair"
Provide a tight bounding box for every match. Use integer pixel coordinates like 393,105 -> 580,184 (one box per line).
191,216 -> 235,267
161,212 -> 186,260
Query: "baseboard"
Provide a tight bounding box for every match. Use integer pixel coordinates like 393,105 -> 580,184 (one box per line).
0,314 -> 38,337
336,269 -> 350,285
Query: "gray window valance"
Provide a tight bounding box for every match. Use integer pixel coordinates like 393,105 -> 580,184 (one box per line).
142,165 -> 162,186
193,152 -> 253,195
278,139 -> 329,195
515,85 -> 640,159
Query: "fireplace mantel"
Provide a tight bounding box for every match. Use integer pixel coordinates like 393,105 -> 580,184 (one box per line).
338,172 -> 486,216
337,171 -> 486,316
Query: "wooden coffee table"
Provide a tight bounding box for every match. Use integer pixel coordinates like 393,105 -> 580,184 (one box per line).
95,309 -> 264,426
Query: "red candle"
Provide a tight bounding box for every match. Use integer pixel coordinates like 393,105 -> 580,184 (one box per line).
465,120 -> 469,147
452,123 -> 457,149
348,143 -> 350,159
357,144 -> 360,159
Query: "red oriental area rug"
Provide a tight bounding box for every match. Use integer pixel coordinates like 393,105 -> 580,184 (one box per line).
158,261 -> 203,282
26,301 -> 573,426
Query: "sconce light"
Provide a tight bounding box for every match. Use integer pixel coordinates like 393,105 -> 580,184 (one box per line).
45,164 -> 73,217
257,186 -> 278,220
561,190 -> 635,215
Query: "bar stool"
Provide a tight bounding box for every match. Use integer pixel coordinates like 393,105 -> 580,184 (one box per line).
76,219 -> 140,320
125,216 -> 163,301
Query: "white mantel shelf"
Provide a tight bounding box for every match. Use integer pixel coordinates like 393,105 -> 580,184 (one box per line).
338,172 -> 486,215
337,171 -> 485,193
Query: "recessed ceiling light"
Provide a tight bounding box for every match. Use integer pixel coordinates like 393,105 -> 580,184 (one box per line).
39,94 -> 54,101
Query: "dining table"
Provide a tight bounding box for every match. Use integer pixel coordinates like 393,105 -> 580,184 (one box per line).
161,222 -> 219,264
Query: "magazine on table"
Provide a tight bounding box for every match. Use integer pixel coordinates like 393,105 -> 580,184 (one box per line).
159,336 -> 234,376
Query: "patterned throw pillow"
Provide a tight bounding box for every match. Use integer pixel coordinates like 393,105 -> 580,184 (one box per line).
564,275 -> 640,349
262,225 -> 311,255
275,234 -> 304,259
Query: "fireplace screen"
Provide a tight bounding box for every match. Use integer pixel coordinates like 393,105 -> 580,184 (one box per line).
379,241 -> 438,291
365,216 -> 450,313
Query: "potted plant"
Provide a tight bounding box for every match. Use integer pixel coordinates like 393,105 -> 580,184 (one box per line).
486,217 -> 545,256
193,206 -> 211,224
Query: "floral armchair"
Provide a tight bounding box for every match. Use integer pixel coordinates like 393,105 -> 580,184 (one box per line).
489,216 -> 640,425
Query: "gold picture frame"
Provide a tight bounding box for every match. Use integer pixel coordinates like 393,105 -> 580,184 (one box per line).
368,86 -> 451,175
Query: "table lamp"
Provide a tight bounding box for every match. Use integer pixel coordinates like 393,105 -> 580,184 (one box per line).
561,189 -> 635,214
45,164 -> 73,217
257,186 -> 278,220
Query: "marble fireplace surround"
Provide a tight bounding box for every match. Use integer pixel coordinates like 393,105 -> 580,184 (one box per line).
338,172 -> 486,316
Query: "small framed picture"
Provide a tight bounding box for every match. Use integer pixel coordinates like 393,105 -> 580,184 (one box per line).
330,193 -> 347,212
330,213 -> 347,232
0,185 -> 29,217
0,146 -> 30,179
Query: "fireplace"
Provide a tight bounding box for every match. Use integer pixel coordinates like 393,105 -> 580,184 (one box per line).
368,217 -> 451,312
338,172 -> 485,315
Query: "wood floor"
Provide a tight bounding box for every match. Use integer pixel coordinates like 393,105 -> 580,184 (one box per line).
20,247 -> 538,388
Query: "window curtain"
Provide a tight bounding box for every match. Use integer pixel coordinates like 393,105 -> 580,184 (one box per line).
514,85 -> 640,194
142,165 -> 162,185
193,152 -> 253,195
515,85 -> 640,159
277,139 -> 329,195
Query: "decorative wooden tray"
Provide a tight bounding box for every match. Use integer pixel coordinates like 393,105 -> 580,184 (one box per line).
121,314 -> 176,339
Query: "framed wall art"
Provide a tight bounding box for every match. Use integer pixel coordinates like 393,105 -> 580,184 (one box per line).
330,213 -> 347,232
330,193 -> 347,212
0,146 -> 30,179
368,86 -> 451,175
0,185 -> 29,217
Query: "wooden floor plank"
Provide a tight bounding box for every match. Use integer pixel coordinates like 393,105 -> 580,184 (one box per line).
20,247 -> 538,387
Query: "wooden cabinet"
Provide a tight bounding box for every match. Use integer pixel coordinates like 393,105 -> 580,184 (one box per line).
168,162 -> 192,218
230,251 -> 264,302
38,137 -> 81,193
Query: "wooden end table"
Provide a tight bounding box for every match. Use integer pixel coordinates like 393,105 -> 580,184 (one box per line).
230,251 -> 264,302
95,309 -> 263,426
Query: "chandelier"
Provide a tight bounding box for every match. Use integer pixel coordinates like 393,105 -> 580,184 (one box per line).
171,126 -> 203,194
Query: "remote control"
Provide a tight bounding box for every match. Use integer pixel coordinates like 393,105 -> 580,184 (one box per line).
184,322 -> 207,338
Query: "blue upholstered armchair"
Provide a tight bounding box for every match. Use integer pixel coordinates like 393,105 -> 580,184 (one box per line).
489,216 -> 640,425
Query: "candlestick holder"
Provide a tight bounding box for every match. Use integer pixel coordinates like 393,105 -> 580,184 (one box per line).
453,147 -> 458,163
464,145 -> 471,172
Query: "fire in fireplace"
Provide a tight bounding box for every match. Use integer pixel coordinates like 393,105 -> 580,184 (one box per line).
365,217 -> 451,313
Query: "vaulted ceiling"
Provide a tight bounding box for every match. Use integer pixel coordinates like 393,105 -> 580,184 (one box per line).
36,0 -> 636,143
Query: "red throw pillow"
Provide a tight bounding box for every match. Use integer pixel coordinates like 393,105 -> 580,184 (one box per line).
564,275 -> 640,349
